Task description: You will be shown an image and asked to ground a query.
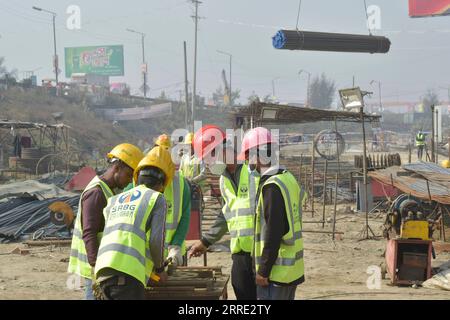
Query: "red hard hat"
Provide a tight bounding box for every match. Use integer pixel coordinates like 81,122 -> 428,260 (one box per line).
237,127 -> 277,161
193,125 -> 226,160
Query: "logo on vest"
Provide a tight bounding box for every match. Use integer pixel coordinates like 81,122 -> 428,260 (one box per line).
240,186 -> 249,194
119,190 -> 142,204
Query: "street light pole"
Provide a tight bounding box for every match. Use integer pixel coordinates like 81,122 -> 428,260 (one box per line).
370,80 -> 383,114
127,28 -> 147,98
298,69 -> 311,107
217,50 -> 232,105
33,6 -> 58,85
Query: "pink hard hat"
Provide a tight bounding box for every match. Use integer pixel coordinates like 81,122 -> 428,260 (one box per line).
237,127 -> 277,161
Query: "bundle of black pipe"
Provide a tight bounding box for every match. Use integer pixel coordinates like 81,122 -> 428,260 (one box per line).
272,30 -> 391,54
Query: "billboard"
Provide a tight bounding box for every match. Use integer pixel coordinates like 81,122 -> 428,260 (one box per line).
65,45 -> 124,77
409,0 -> 450,18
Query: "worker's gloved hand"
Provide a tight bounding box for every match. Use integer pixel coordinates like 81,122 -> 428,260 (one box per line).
168,245 -> 183,266
188,240 -> 207,258
157,271 -> 168,283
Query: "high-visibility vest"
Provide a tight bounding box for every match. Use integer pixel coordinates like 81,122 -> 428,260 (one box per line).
219,164 -> 259,254
164,171 -> 186,256
180,154 -> 205,185
95,185 -> 163,286
254,170 -> 305,284
68,176 -> 114,279
415,133 -> 425,146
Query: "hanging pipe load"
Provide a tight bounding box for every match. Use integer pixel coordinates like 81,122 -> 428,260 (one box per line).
272,30 -> 391,54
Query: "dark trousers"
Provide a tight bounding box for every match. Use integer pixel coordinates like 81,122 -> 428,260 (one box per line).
417,145 -> 424,160
231,252 -> 256,300
257,283 -> 297,300
99,273 -> 145,300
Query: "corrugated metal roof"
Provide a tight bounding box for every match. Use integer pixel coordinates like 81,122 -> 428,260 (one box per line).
369,165 -> 450,204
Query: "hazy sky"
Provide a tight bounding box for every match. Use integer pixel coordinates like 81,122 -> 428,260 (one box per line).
1,0 -> 449,105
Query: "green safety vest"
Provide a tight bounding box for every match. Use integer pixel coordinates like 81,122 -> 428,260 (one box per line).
68,176 -> 114,279
163,171 -> 186,257
180,154 -> 205,188
95,185 -> 162,286
219,164 -> 259,254
254,171 -> 305,284
180,154 -> 200,179
416,133 -> 425,146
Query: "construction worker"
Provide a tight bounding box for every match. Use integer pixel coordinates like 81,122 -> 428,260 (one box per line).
179,132 -> 207,190
143,134 -> 172,154
240,127 -> 305,300
154,134 -> 172,150
94,146 -> 175,300
188,125 -> 259,300
68,143 -> 144,300
124,138 -> 192,266
415,130 -> 426,160
163,163 -> 191,266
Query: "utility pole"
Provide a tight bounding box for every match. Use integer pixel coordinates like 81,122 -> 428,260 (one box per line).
299,70 -> 311,107
370,80 -> 383,115
33,6 -> 58,85
184,41 -> 189,130
431,104 -> 436,163
190,0 -> 202,132
127,28 -> 147,98
217,50 -> 232,106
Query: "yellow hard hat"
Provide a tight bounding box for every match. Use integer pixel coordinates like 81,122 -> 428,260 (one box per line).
183,132 -> 194,145
441,159 -> 450,169
155,134 -> 172,150
134,146 -> 175,188
107,143 -> 144,170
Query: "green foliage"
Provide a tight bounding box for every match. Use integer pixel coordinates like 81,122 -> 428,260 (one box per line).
309,73 -> 336,109
422,89 -> 440,109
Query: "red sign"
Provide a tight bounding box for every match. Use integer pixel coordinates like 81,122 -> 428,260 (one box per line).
409,0 -> 450,17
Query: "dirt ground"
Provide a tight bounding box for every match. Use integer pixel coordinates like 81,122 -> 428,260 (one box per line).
0,204 -> 449,300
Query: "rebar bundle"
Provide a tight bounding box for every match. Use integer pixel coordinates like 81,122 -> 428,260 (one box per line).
272,30 -> 391,54
0,196 -> 79,243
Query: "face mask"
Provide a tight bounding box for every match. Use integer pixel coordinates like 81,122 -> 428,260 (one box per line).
208,162 -> 227,176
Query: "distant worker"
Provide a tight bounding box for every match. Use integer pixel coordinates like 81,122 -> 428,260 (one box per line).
153,136 -> 192,266
241,127 -> 305,300
179,132 -> 207,190
188,125 -> 260,300
441,159 -> 450,169
415,130 -> 426,161
154,134 -> 172,150
95,146 -> 174,300
68,143 -> 144,300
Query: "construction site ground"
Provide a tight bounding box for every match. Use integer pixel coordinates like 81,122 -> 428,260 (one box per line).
0,203 -> 448,300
